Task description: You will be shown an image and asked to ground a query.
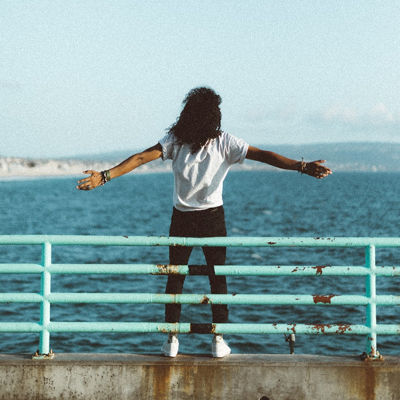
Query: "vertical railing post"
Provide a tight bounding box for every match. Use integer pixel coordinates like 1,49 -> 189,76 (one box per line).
39,241 -> 51,355
365,244 -> 379,358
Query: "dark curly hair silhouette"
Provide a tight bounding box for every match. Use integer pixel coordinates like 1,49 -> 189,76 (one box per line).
167,87 -> 222,153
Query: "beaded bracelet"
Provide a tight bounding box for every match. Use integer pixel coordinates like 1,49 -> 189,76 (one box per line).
100,170 -> 111,185
99,172 -> 106,186
298,158 -> 307,174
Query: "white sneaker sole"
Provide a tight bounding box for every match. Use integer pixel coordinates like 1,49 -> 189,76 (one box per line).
212,352 -> 231,358
212,347 -> 231,358
163,352 -> 178,358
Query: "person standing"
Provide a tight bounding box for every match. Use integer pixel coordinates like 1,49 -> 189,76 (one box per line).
77,86 -> 331,357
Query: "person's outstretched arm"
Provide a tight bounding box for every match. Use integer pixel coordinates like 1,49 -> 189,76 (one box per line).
76,143 -> 163,191
246,145 -> 332,179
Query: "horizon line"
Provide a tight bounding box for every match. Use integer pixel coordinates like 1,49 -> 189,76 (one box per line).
2,140 -> 400,160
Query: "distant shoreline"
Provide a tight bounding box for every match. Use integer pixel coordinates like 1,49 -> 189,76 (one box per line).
2,142 -> 399,178
2,141 -> 400,180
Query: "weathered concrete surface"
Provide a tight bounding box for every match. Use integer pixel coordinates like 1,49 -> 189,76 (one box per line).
1,353 -> 400,400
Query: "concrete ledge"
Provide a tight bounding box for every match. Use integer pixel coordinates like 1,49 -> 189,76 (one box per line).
1,353 -> 400,400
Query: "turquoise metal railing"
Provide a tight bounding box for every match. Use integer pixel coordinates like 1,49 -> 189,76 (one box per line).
1,235 -> 400,359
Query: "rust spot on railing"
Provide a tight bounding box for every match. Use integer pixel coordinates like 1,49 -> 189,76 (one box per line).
287,323 -> 296,333
336,324 -> 352,334
123,235 -> 128,238
312,265 -> 328,275
292,267 -> 305,273
267,241 -> 276,245
154,264 -> 180,275
201,296 -> 210,304
167,293 -> 177,303
312,323 -> 332,333
313,294 -> 335,304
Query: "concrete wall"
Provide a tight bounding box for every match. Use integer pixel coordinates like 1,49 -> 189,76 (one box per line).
1,353 -> 400,400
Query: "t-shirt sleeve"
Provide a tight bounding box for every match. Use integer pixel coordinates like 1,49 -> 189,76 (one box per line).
225,133 -> 249,165
158,133 -> 175,161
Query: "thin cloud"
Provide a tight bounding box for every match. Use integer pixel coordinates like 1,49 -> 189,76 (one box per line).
369,103 -> 397,123
322,106 -> 359,123
318,103 -> 400,127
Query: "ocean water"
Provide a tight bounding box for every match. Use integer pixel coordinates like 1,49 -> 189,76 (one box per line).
1,171 -> 400,356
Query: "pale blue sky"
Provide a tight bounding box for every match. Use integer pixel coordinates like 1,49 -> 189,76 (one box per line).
1,1 -> 399,157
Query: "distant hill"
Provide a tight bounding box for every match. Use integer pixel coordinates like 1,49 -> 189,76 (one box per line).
1,142 -> 400,179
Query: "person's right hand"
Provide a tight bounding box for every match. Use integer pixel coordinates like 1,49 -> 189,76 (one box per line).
76,170 -> 103,191
303,160 -> 332,179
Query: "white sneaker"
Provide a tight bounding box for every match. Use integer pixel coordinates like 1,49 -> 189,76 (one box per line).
161,334 -> 179,357
212,335 -> 231,358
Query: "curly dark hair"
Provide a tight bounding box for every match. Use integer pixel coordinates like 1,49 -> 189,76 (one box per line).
168,87 -> 222,153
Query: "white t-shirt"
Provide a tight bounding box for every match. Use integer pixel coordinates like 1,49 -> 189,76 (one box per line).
159,131 -> 249,211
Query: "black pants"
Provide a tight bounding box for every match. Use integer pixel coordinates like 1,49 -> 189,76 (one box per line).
165,206 -> 228,323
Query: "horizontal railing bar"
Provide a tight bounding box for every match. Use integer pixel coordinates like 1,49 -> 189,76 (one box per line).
376,324 -> 400,335
1,235 -> 400,247
2,322 -> 399,335
2,293 -> 399,305
44,264 -> 374,276
0,293 -> 43,302
48,264 -> 371,276
0,264 -> 43,274
48,264 -> 190,275
0,323 -> 42,333
46,293 -> 371,305
375,266 -> 400,276
375,295 -> 400,305
45,322 -> 371,334
2,263 -> 400,276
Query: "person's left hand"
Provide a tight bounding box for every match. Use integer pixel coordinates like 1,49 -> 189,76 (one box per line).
76,170 -> 103,190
